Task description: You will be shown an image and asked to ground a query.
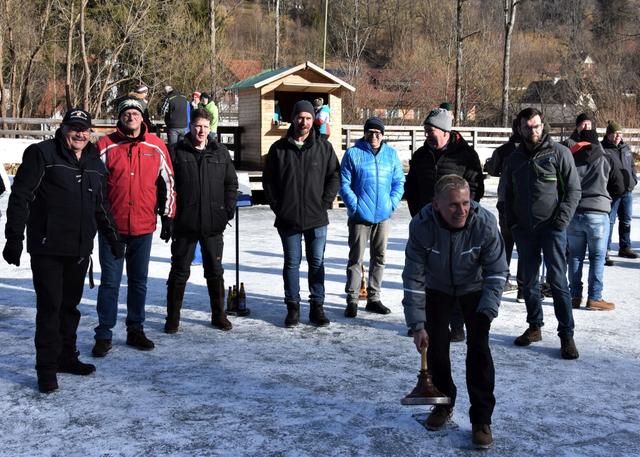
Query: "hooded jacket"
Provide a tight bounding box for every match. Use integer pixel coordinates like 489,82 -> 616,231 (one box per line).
5,129 -> 120,257
339,138 -> 405,224
170,134 -> 238,236
402,201 -> 508,331
97,122 -> 176,236
570,141 -> 624,214
404,131 -> 484,216
601,138 -> 637,193
504,134 -> 581,232
263,126 -> 340,231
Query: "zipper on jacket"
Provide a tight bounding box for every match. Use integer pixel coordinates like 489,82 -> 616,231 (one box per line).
127,144 -> 133,235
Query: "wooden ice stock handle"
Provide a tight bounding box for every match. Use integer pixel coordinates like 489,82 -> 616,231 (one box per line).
421,345 -> 427,371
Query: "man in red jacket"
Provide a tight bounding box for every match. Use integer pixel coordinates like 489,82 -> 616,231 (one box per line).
92,98 -> 176,357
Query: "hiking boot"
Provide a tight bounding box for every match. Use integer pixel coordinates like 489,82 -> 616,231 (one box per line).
207,278 -> 232,331
472,424 -> 493,449
586,298 -> 615,311
618,248 -> 638,259
425,405 -> 453,431
164,281 -> 186,334
37,372 -> 58,394
344,301 -> 358,318
365,300 -> 391,315
309,303 -> 330,327
514,325 -> 542,346
571,297 -> 582,309
91,339 -> 112,358
605,252 -> 614,266
450,327 -> 465,343
560,336 -> 579,360
212,314 -> 233,331
284,301 -> 300,328
58,352 -> 96,375
126,329 -> 155,351
516,287 -> 524,303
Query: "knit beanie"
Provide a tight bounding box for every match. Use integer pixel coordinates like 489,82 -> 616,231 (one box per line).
117,98 -> 144,117
439,102 -> 453,111
578,129 -> 599,145
364,116 -> 385,134
575,112 -> 594,126
424,108 -> 452,132
606,120 -> 622,134
291,100 -> 315,120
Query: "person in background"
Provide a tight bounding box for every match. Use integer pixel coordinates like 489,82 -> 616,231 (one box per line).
200,92 -> 219,141
561,112 -> 594,149
131,84 -> 153,131
164,108 -> 238,333
3,108 -> 123,393
402,174 -> 507,449
340,116 -> 405,318
313,97 -> 331,140
161,85 -> 190,146
191,91 -> 201,111
263,100 -> 340,328
92,98 -> 176,358
601,120 -> 638,263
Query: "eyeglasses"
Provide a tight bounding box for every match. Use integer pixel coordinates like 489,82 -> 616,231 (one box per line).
69,126 -> 90,134
365,130 -> 383,138
521,124 -> 543,132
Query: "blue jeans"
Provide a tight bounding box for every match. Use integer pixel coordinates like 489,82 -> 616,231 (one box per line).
608,191 -> 633,250
95,232 -> 153,340
567,212 -> 609,301
513,226 -> 574,338
167,128 -> 185,146
277,225 -> 327,304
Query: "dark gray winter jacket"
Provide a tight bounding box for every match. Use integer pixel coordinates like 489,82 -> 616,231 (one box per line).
504,134 -> 581,232
402,201 -> 508,331
601,138 -> 637,193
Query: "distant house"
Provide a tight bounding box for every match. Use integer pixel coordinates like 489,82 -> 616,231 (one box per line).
219,59 -> 263,111
518,78 -> 596,123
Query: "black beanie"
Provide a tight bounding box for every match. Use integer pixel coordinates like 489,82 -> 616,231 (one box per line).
291,100 -> 315,120
575,112 -> 593,126
364,116 -> 385,134
579,129 -> 600,145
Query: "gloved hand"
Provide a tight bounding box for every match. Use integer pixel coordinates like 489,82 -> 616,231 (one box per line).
160,216 -> 173,243
226,207 -> 235,221
110,240 -> 125,260
3,239 -> 23,266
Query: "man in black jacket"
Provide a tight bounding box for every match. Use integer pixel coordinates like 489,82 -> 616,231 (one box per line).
161,85 -> 189,146
263,100 -> 340,328
163,109 -> 238,333
404,107 -> 485,342
504,108 -> 581,360
3,109 -> 123,393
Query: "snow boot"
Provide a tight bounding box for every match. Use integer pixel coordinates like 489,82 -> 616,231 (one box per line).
284,301 -> 300,328
618,248 -> 638,259
560,336 -> 579,360
91,339 -> 112,358
58,351 -> 96,375
208,278 -> 232,331
365,299 -> 391,314
514,325 -> 542,346
472,424 -> 493,449
126,328 -> 155,350
309,302 -> 330,327
344,301 -> 358,318
425,405 -> 453,431
37,371 -> 58,394
164,280 -> 186,334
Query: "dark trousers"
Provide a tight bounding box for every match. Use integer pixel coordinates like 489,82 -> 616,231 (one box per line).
497,202 -> 522,285
168,234 -> 224,285
31,254 -> 90,373
426,289 -> 495,425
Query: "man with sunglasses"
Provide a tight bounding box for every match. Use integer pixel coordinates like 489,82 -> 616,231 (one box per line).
504,107 -> 581,359
3,109 -> 123,393
340,116 -> 404,317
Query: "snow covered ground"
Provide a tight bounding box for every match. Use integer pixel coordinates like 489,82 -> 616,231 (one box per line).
0,178 -> 639,457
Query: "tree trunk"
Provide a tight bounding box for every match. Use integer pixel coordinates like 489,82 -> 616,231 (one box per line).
80,0 -> 91,110
0,0 -> 6,126
65,2 -> 77,110
501,0 -> 518,127
274,0 -> 280,68
210,0 -> 216,95
454,0 -> 463,125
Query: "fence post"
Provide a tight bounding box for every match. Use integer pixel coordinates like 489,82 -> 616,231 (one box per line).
472,129 -> 478,150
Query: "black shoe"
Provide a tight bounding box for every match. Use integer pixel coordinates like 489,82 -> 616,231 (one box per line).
605,252 -> 614,266
365,300 -> 391,315
560,336 -> 579,360
516,287 -> 525,303
284,301 -> 300,328
618,248 -> 638,259
58,352 -> 96,375
91,339 -> 112,358
37,372 -> 58,394
309,303 -> 330,327
126,329 -> 155,351
344,301 -> 358,318
450,327 -> 465,342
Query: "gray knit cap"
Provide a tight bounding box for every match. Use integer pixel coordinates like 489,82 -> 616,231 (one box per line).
423,108 -> 452,132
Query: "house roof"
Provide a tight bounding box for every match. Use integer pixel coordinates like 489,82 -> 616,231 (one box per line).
225,61 -> 356,92
224,59 -> 263,81
520,79 -> 576,104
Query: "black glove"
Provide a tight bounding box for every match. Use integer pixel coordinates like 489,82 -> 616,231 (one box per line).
160,216 -> 173,243
110,240 -> 125,260
226,207 -> 235,221
3,239 -> 23,266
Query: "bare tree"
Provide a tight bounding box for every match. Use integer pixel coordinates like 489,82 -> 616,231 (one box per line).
274,0 -> 280,68
501,0 -> 519,126
0,0 -> 6,125
454,0 -> 479,124
210,0 -> 216,93
79,0 -> 90,109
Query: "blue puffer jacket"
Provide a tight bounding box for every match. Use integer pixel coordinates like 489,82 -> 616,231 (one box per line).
340,139 -> 405,224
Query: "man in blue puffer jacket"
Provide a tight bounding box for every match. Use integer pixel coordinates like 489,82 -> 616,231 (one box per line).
340,116 -> 405,317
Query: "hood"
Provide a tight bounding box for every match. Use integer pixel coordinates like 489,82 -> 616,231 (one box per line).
570,142 -> 604,164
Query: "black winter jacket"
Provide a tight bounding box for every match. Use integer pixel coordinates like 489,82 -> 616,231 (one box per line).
5,129 -> 120,256
601,138 -> 637,193
263,127 -> 340,231
504,134 -> 581,232
162,90 -> 189,129
404,131 -> 484,217
170,134 -> 238,236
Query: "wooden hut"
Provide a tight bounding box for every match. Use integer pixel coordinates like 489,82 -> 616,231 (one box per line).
225,61 -> 356,168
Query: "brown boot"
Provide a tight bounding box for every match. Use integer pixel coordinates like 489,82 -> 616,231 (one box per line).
164,280 -> 186,334
586,298 -> 615,311
208,278 -> 232,331
514,325 -> 542,346
472,424 -> 493,449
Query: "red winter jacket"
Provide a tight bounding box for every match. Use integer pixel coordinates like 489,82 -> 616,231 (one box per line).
97,123 -> 176,236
